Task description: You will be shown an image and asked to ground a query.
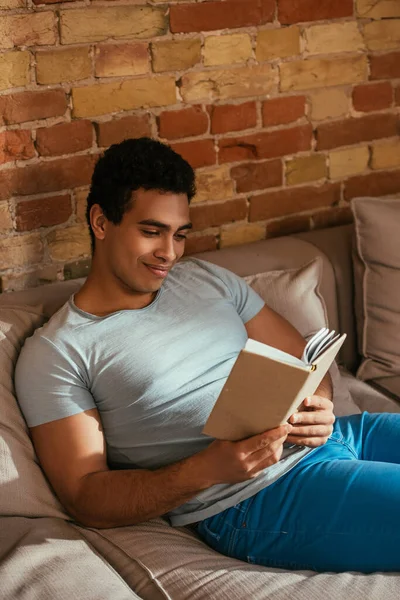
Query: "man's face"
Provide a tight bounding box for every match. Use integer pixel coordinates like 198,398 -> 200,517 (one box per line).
95,188 -> 191,299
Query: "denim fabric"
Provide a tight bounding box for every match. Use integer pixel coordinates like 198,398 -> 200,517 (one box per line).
196,413 -> 400,573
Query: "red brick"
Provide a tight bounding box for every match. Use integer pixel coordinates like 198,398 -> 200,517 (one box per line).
184,234 -> 218,255
219,124 -> 313,163
170,0 -> 274,33
231,159 -> 282,193
210,102 -> 257,135
312,206 -> 353,230
2,155 -> 97,199
0,90 -> 67,126
158,106 -> 208,140
395,86 -> 400,107
15,194 -> 72,231
33,0 -> 73,3
171,139 -> 216,169
278,0 -> 353,24
316,114 -> 399,151
36,121 -> 93,157
190,199 -> 247,231
95,115 -> 151,148
262,96 -> 306,127
344,171 -> 400,201
352,82 -> 393,113
249,183 -> 340,221
266,214 -> 310,238
370,52 -> 400,81
0,130 -> 35,165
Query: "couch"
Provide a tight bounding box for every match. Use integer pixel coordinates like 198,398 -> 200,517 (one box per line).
1,199 -> 400,599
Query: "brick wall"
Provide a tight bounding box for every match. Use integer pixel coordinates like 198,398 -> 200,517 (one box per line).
1,0 -> 400,292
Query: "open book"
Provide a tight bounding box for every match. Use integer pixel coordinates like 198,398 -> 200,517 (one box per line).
202,328 -> 346,441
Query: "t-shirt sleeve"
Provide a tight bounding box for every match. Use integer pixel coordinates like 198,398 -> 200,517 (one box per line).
196,259 -> 265,324
14,333 -> 96,428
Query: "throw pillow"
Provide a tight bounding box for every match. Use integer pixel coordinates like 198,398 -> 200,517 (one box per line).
244,259 -> 360,416
352,197 -> 400,381
0,305 -> 69,519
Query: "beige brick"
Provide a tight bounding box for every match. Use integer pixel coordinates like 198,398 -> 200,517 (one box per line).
281,56 -> 368,92
60,7 -> 167,44
329,146 -> 370,179
36,47 -> 92,85
2,0 -> 25,7
46,224 -> 91,262
0,202 -> 13,232
0,233 -> 43,270
95,43 -> 149,78
75,188 -> 89,223
1,266 -> 59,293
286,154 -> 327,186
220,223 -> 265,248
305,22 -> 365,55
181,64 -> 277,103
151,39 -> 201,72
193,166 -> 234,204
363,19 -> 400,51
204,34 -> 252,67
310,89 -> 349,121
0,51 -> 30,91
0,13 -> 56,49
72,76 -> 176,118
371,140 -> 400,170
256,26 -> 300,61
357,0 -> 400,19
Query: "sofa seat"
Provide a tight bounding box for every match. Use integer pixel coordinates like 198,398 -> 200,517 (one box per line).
0,517 -> 138,600
367,377 -> 400,405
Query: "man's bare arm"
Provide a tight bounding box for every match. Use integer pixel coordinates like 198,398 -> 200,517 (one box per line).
30,408 -> 291,528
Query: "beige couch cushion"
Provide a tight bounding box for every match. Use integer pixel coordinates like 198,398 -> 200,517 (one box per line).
79,518 -> 399,600
0,305 -> 68,519
244,259 -> 360,417
352,197 -> 400,381
0,517 -> 138,600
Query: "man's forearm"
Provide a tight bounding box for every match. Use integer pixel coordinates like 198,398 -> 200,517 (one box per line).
315,372 -> 333,401
72,451 -> 214,529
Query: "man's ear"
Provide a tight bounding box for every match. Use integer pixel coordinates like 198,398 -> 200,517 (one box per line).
90,204 -> 107,242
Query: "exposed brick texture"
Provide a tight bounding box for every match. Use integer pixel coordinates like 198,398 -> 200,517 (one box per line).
352,82 -> 393,112
316,114 -> 399,150
231,160 -> 282,193
210,102 -> 257,134
278,0 -> 354,24
15,194 -> 72,231
0,90 -> 67,125
262,96 -> 306,127
95,115 -> 151,147
170,0 -> 275,33
219,124 -> 313,163
0,130 -> 35,165
170,139 -> 217,169
0,0 -> 399,291
344,170 -> 400,200
158,107 -> 208,140
370,52 -> 400,79
249,183 -> 341,221
36,121 -> 93,157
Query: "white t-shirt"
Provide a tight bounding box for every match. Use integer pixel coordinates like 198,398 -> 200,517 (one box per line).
15,258 -> 311,526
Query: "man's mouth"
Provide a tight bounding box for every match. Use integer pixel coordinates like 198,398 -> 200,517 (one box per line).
144,264 -> 171,278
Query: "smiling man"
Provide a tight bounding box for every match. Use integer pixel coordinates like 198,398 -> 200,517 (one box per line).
15,138 -> 400,575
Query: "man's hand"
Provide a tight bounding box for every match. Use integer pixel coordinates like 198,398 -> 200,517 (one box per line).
196,424 -> 292,485
287,395 -> 335,448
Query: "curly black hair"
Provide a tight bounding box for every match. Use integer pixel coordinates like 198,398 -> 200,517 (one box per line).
86,137 -> 196,250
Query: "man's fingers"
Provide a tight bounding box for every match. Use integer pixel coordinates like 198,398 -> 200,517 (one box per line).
286,434 -> 330,448
303,395 -> 333,410
286,424 -> 333,438
241,425 -> 292,454
289,411 -> 335,426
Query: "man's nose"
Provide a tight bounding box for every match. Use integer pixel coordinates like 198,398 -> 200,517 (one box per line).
155,235 -> 176,262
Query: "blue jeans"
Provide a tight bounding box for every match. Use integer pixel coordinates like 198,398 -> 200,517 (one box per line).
196,413 -> 400,573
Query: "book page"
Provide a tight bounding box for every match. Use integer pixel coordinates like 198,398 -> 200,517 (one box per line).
245,338 -> 305,368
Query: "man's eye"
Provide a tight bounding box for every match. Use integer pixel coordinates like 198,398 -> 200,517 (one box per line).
142,230 -> 159,236
175,234 -> 187,241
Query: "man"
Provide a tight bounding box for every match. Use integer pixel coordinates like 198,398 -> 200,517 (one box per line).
15,138 -> 400,574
